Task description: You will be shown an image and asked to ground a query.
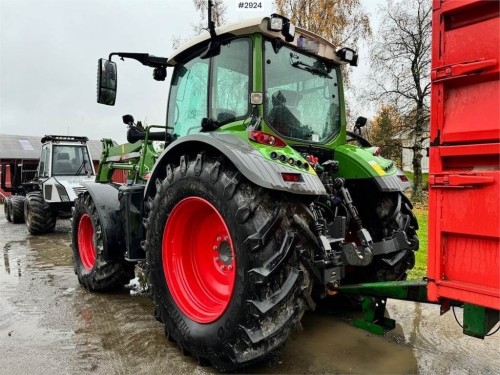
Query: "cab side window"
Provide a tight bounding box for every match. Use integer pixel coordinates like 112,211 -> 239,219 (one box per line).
39,145 -> 50,177
211,39 -> 250,123
168,38 -> 251,137
168,57 -> 209,137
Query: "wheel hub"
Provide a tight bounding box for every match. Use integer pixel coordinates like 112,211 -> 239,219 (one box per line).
214,237 -> 233,266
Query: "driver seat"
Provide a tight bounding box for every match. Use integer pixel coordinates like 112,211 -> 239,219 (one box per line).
268,90 -> 302,136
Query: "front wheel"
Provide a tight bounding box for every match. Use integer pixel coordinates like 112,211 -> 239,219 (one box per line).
146,154 -> 314,371
24,191 -> 56,234
71,192 -> 135,291
346,191 -> 418,283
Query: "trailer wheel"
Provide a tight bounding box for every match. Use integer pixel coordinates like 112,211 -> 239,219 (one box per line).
71,192 -> 135,291
4,197 -> 12,222
146,154 -> 314,371
11,196 -> 26,224
24,191 -> 56,234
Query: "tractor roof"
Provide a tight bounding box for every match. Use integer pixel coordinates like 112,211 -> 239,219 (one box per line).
41,135 -> 89,144
168,16 -> 342,66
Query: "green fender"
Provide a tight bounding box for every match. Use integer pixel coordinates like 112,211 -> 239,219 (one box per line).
333,144 -> 412,192
144,131 -> 327,199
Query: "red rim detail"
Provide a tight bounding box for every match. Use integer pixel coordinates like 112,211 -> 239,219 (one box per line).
163,197 -> 236,324
78,213 -> 96,271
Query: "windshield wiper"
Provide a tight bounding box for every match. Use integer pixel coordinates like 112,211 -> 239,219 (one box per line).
291,60 -> 332,79
75,161 -> 87,176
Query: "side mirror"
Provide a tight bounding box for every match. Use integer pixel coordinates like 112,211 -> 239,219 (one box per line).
97,58 -> 117,106
122,114 -> 134,125
355,116 -> 367,128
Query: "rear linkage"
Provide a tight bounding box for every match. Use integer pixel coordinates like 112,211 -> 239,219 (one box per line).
300,157 -> 414,295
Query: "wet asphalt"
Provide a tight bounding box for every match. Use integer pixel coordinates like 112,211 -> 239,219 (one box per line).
1,204 -> 499,375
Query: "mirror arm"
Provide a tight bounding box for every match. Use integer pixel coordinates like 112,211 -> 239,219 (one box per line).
108,52 -> 170,68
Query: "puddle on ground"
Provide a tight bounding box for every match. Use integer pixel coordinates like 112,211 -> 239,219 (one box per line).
1,208 -> 499,374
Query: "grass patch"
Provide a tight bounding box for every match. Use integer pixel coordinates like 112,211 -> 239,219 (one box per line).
407,207 -> 428,280
404,171 -> 429,190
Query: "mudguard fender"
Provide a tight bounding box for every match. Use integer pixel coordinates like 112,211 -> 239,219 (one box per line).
144,133 -> 326,199
81,182 -> 124,261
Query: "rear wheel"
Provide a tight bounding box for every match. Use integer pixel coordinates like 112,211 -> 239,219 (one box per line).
24,191 -> 56,234
11,196 -> 26,224
346,191 -> 418,283
146,154 -> 314,371
4,197 -> 12,222
71,192 -> 135,291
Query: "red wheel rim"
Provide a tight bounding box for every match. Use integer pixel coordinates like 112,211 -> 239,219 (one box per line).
163,197 -> 236,324
78,213 -> 96,271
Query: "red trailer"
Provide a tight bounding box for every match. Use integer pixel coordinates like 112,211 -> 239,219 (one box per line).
428,0 -> 499,312
339,0 -> 499,338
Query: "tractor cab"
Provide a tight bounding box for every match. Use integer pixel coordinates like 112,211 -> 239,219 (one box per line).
36,135 -> 95,204
97,15 -> 357,156
39,136 -> 94,179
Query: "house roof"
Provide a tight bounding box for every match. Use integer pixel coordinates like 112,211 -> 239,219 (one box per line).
0,134 -> 103,161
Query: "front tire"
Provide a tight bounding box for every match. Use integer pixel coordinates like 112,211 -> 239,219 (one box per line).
11,196 -> 26,224
24,191 -> 56,234
367,192 -> 418,281
71,192 -> 135,291
348,191 -> 418,282
146,154 -> 314,371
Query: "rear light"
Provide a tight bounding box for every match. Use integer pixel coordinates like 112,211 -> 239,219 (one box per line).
249,131 -> 286,147
373,147 -> 382,156
306,155 -> 319,164
281,173 -> 303,182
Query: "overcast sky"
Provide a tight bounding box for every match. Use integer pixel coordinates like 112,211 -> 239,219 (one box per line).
0,0 -> 379,144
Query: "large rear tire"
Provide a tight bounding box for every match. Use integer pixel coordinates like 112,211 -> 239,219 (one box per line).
145,154 -> 314,371
11,196 -> 26,224
4,197 -> 12,222
24,191 -> 56,234
71,192 -> 135,291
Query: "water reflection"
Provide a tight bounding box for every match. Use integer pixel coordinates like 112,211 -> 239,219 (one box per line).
1,242 -> 24,278
3,243 -> 10,274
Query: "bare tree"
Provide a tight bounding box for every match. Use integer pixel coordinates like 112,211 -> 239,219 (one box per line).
366,0 -> 431,202
172,0 -> 227,50
274,0 -> 370,47
275,0 -> 371,85
193,0 -> 226,27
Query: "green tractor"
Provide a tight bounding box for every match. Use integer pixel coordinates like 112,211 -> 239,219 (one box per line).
71,8 -> 418,371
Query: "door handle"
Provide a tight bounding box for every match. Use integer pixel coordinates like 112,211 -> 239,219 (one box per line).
430,174 -> 494,188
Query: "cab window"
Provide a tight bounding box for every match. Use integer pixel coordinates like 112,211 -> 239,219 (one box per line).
168,38 -> 251,137
39,145 -> 50,177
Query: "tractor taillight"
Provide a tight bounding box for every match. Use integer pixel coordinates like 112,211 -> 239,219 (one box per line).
373,147 -> 382,156
281,173 -> 303,182
249,131 -> 286,148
